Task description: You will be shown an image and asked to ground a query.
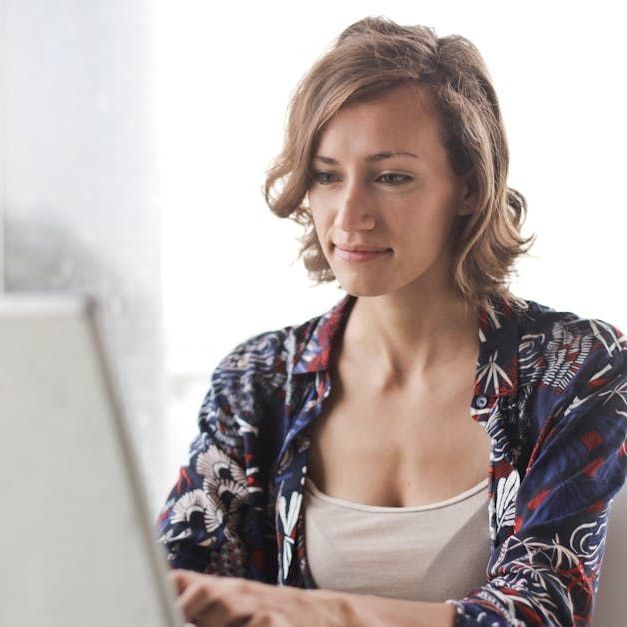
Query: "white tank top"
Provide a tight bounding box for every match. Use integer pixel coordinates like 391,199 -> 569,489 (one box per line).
303,477 -> 490,602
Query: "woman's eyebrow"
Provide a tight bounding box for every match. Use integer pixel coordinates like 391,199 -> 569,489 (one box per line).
313,151 -> 420,165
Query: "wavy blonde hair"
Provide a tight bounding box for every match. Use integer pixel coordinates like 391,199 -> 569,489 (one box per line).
264,16 -> 534,312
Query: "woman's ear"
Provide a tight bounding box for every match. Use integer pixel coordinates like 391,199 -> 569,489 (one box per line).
457,169 -> 478,216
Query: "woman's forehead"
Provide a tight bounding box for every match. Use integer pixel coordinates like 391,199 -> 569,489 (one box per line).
315,84 -> 444,159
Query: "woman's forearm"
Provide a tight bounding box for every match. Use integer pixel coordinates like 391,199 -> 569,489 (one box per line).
309,588 -> 456,627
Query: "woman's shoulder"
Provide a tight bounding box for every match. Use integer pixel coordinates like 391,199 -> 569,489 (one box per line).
210,296 -> 351,387
512,296 -> 626,394
516,297 -> 625,353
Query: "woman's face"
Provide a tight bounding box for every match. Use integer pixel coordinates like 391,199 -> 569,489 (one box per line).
307,83 -> 473,298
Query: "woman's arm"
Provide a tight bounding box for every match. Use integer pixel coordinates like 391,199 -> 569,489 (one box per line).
329,589 -> 456,627
449,328 -> 627,626
156,330 -> 288,580
156,380 -> 252,575
173,570 -> 456,627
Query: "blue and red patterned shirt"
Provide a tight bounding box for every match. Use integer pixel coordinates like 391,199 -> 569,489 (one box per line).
157,294 -> 627,626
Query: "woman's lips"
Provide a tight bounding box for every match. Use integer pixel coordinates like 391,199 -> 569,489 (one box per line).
334,245 -> 391,262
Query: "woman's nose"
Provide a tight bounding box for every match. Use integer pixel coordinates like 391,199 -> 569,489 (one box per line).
334,182 -> 375,231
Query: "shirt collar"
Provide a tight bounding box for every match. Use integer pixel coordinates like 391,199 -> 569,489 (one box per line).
473,295 -> 519,400
292,293 -> 519,402
292,294 -> 356,375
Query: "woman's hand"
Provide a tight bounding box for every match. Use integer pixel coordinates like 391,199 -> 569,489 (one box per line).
171,569 -> 351,627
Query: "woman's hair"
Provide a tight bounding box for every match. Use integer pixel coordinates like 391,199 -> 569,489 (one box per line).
264,16 -> 534,312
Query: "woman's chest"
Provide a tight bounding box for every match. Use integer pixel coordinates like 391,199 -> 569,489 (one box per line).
306,378 -> 493,508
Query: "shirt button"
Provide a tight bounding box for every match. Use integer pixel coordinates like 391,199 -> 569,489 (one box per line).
476,395 -> 488,408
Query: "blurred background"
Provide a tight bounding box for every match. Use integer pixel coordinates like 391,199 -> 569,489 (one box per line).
1,0 -> 625,514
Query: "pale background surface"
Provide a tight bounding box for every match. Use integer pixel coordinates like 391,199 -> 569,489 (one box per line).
0,0 -> 625,513
1,0 -> 165,506
155,0 -> 627,509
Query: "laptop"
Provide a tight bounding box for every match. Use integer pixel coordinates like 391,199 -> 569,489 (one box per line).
0,293 -> 624,626
0,294 -> 184,627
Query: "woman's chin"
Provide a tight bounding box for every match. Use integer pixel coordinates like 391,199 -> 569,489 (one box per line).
337,277 -> 394,298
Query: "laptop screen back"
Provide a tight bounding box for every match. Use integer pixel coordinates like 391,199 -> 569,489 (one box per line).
0,295 -> 182,627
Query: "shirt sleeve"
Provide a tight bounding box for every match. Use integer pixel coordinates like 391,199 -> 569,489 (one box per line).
448,335 -> 627,626
155,375 -> 253,576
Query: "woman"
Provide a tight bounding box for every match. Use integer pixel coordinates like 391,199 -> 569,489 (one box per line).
157,16 -> 627,626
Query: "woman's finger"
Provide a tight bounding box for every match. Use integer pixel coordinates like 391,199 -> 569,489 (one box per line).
191,591 -> 255,627
176,575 -> 251,624
170,569 -> 195,594
178,580 -> 214,622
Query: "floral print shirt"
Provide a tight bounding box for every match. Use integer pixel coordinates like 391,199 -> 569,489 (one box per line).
157,294 -> 627,626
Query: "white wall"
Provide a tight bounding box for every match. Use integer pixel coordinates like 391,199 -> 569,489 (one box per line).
156,0 -> 627,502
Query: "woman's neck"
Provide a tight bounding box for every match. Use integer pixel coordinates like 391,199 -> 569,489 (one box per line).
341,286 -> 480,389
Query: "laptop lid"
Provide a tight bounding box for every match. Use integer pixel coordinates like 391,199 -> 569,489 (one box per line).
0,294 -> 183,627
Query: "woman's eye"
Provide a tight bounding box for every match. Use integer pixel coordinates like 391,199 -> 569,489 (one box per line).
378,173 -> 412,185
310,171 -> 411,186
311,171 -> 338,185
